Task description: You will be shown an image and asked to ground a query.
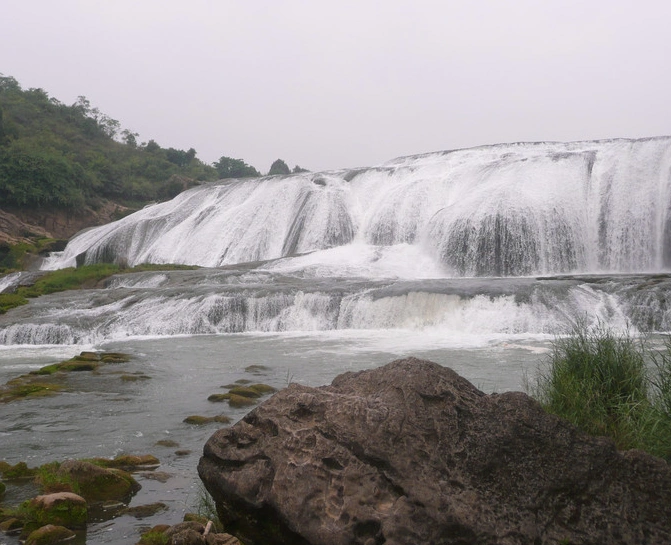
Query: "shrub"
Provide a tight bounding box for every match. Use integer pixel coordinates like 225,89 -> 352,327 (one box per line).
531,323 -> 671,460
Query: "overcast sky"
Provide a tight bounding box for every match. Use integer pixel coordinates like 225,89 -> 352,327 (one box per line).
2,1 -> 670,173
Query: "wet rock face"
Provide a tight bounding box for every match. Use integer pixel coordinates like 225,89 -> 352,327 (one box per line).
198,358 -> 671,545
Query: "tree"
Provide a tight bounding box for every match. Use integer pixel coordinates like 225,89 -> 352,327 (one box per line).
0,104 -> 7,146
213,156 -> 260,178
268,159 -> 290,176
144,139 -> 161,153
166,148 -> 188,167
121,129 -> 139,148
73,95 -> 92,116
0,74 -> 21,93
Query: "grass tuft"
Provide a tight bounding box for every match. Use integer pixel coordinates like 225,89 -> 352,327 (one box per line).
531,322 -> 671,460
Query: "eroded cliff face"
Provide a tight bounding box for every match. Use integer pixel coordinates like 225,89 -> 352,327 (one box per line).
199,358 -> 671,545
0,201 -> 130,244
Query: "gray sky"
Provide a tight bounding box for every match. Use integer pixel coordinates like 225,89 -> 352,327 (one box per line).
2,0 -> 670,173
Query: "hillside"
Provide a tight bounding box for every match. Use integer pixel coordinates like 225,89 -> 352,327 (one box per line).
0,74 -> 222,240
0,75 -> 262,269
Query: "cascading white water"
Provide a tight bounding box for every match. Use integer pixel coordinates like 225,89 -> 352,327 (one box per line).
0,268 -> 665,346
42,137 -> 671,276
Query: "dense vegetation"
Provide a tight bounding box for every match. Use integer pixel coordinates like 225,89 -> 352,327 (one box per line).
531,323 -> 671,460
0,74 -> 309,212
0,75 -> 222,208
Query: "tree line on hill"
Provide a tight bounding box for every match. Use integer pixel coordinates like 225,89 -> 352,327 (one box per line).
0,75 -> 308,211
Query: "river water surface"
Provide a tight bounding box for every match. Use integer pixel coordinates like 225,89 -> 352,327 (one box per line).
0,331 -> 550,544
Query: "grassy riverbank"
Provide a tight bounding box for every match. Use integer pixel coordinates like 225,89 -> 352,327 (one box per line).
0,263 -> 198,314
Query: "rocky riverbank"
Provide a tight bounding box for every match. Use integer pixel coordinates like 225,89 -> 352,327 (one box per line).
0,350 -> 279,544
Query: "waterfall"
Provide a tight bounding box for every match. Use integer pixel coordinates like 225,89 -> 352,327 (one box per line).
42,137 -> 671,277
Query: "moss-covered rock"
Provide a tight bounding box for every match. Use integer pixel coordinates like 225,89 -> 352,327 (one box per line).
244,364 -> 270,374
0,380 -> 62,403
94,454 -> 160,470
30,351 -> 130,376
73,351 -> 100,361
1,461 -> 37,479
183,513 -> 209,525
227,386 -> 262,399
100,352 -> 131,363
0,517 -> 23,532
207,393 -> 229,402
137,527 -> 170,545
23,492 -> 87,530
0,480 -> 5,496
36,462 -> 78,494
183,415 -> 231,425
58,360 -> 99,372
56,460 -> 140,503
155,439 -> 179,448
120,502 -> 167,519
120,374 -> 151,382
137,471 -> 171,483
24,524 -> 76,545
227,394 -> 257,408
248,383 -> 277,395
1,350 -> 135,404
29,364 -> 61,376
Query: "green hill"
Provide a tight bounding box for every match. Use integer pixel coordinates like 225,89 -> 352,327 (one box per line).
0,74 -> 219,210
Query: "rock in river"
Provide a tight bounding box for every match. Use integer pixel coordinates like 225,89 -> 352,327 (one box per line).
198,357 -> 671,545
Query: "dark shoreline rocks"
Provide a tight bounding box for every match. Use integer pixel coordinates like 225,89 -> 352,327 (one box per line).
198,357 -> 671,545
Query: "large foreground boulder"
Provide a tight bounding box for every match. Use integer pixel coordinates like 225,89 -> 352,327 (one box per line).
198,358 -> 671,545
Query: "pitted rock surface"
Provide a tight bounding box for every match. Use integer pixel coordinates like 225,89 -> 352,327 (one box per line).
198,358 -> 671,545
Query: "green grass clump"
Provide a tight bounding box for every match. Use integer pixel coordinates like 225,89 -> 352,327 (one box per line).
0,461 -> 36,480
35,462 -> 80,495
531,323 -> 671,460
19,264 -> 121,297
138,529 -> 170,545
193,484 -> 224,533
0,293 -> 28,314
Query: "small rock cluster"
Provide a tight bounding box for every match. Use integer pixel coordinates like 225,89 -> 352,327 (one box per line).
183,365 -> 276,425
0,454 -> 157,543
0,351 -> 131,403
